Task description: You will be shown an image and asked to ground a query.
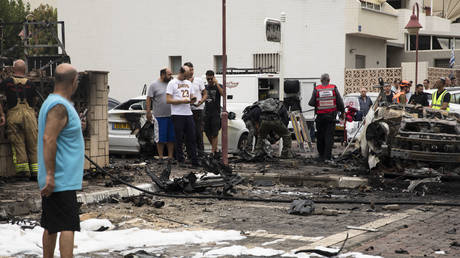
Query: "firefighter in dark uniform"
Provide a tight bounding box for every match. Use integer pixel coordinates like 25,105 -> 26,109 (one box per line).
0,59 -> 38,179
254,98 -> 292,159
308,74 -> 344,161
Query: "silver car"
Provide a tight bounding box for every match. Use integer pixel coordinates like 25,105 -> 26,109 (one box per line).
108,95 -> 248,154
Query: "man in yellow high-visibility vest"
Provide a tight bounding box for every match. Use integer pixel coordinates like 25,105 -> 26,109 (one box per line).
431,78 -> 451,111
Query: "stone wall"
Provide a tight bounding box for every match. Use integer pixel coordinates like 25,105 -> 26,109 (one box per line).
84,71 -> 109,170
427,67 -> 460,88
344,68 -> 402,94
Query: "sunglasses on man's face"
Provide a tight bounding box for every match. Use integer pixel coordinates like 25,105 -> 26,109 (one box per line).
206,77 -> 214,81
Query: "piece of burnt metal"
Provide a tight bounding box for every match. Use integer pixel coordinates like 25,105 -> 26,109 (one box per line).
145,154 -> 243,195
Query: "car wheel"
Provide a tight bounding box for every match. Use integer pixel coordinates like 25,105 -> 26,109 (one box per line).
237,133 -> 248,151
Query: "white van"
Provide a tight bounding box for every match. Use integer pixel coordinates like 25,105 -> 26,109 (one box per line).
215,73 -> 319,121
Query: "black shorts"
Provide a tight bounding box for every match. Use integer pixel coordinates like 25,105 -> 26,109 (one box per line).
41,190 -> 80,234
204,114 -> 221,138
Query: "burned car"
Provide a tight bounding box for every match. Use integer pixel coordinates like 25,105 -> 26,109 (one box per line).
360,104 -> 460,168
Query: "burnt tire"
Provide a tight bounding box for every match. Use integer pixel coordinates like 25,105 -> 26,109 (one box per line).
237,133 -> 249,151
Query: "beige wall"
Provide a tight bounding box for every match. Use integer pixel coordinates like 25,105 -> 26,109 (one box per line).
345,0 -> 399,40
401,61 -> 428,86
345,35 -> 387,69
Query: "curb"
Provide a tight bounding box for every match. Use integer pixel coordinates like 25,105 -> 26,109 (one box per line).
0,183 -> 160,219
239,172 -> 368,189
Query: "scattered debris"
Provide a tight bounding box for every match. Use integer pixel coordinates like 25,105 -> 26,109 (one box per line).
434,250 -> 446,255
288,199 -> 315,216
395,248 -> 409,254
382,204 -> 400,211
146,155 -> 243,195
123,250 -> 156,258
450,241 -> 460,247
80,218 -> 114,231
346,226 -> 378,232
405,177 -> 441,192
8,217 -> 40,230
122,195 -> 164,208
446,228 -> 457,234
365,246 -> 374,252
295,233 -> 348,257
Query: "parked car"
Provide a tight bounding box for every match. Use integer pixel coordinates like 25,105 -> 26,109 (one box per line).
108,97 -> 121,110
108,95 -> 248,154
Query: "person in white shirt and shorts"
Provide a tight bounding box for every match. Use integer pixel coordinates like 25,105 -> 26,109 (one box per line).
166,66 -> 199,166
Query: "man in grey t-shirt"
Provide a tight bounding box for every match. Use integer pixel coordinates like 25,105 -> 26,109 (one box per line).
146,68 -> 174,161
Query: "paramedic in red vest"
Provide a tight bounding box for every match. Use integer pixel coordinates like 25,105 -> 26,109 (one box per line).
308,73 -> 344,161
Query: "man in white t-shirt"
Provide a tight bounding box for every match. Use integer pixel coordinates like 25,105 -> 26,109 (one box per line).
166,66 -> 198,166
184,62 -> 207,153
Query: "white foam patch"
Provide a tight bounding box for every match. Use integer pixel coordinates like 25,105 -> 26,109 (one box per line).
0,220 -> 245,256
194,245 -> 285,257
80,218 -> 114,231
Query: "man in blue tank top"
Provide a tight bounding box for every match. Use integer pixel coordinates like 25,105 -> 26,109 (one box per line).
38,63 -> 85,258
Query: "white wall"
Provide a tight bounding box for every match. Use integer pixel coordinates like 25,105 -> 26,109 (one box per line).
345,35 -> 387,68
58,0 -> 346,101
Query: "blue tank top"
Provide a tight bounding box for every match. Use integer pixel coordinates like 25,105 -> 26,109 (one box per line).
38,94 -> 84,192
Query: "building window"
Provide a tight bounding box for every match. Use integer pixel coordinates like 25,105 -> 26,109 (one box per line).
361,1 -> 381,11
455,38 -> 460,49
214,55 -> 223,74
434,58 -> 450,68
432,36 -> 452,50
408,35 -> 431,51
355,55 -> 366,69
253,53 -> 279,73
169,56 -> 182,74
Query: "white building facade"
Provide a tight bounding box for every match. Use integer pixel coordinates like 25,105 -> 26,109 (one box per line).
59,0 -> 457,101
58,0 -> 350,101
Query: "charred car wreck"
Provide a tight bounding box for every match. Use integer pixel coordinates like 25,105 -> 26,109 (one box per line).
360,101 -> 460,169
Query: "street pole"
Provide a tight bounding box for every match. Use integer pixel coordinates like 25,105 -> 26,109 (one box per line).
279,12 -> 286,101
415,30 -> 419,86
221,0 -> 228,165
405,3 -> 422,88
278,12 -> 286,156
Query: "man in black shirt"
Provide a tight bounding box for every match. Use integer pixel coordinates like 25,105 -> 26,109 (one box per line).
409,84 -> 429,106
203,70 -> 223,155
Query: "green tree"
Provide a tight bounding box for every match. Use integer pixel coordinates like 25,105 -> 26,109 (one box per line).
28,4 -> 58,56
0,0 -> 30,60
